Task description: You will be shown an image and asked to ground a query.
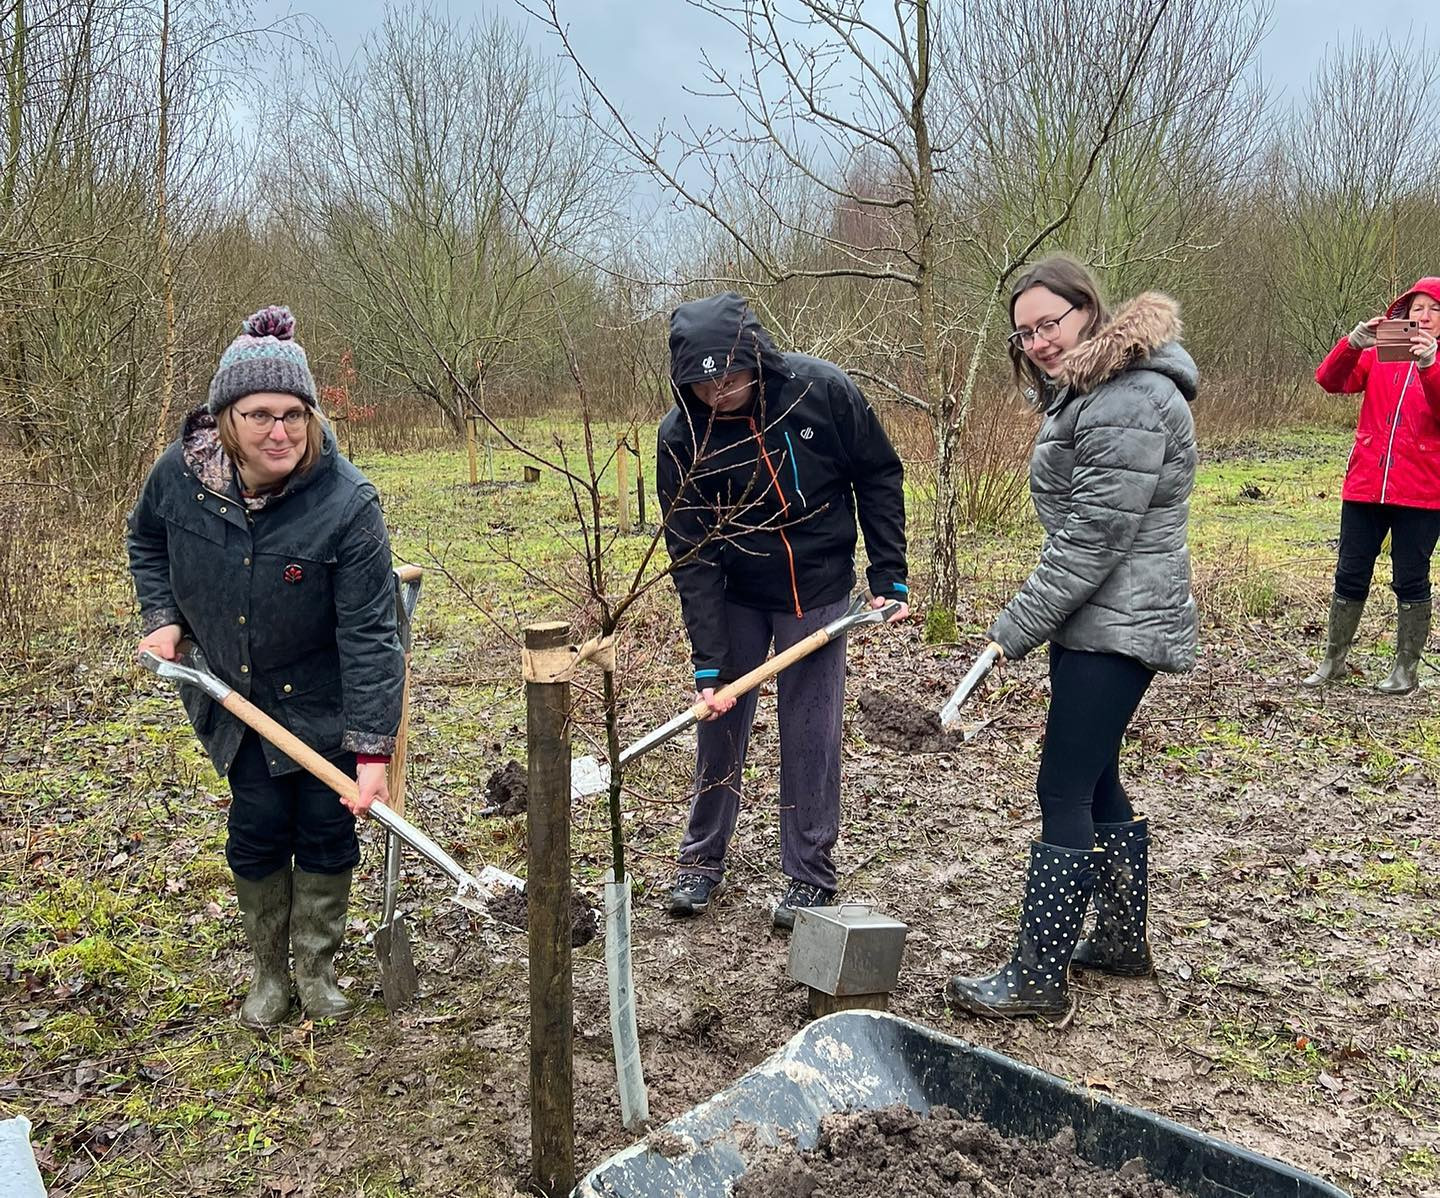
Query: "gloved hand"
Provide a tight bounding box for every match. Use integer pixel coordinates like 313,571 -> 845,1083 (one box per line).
1417,335 -> 1438,369
1349,318 -> 1380,349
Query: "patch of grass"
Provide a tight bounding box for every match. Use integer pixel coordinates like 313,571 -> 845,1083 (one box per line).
1213,1021 -> 1330,1085
1201,719 -> 1263,754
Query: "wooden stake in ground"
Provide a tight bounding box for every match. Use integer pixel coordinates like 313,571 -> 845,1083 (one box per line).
466,416 -> 479,486
524,622 -> 575,1197
616,440 -> 631,533
633,442 -> 646,527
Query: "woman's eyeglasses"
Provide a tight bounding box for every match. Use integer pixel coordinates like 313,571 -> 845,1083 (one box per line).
1008,305 -> 1076,348
236,408 -> 308,430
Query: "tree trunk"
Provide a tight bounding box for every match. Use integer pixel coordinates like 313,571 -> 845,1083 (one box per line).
3,0 -> 34,451
926,420 -> 961,642
151,0 -> 176,458
909,0 -> 960,640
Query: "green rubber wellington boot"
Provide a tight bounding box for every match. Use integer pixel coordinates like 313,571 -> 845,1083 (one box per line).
291,868 -> 355,1021
233,868 -> 293,1029
1377,600 -> 1431,695
1303,595 -> 1365,687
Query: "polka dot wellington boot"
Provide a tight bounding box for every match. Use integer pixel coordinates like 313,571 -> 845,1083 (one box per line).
945,841 -> 1097,1018
1071,819 -> 1154,977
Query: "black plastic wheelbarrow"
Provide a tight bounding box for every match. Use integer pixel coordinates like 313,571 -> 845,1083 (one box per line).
575,1011 -> 1351,1198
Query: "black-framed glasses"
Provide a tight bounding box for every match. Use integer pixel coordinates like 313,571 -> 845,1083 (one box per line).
236,408 -> 308,430
1008,305 -> 1076,348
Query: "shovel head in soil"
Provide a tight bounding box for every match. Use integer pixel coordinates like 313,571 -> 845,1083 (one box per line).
575,1011 -> 1351,1198
938,644 -> 1001,732
374,762 -> 418,1011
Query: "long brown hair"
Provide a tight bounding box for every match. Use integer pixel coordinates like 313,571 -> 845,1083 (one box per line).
1007,254 -> 1110,395
218,403 -> 324,479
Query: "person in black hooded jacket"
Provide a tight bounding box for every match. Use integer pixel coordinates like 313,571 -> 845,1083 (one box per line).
657,292 -> 909,929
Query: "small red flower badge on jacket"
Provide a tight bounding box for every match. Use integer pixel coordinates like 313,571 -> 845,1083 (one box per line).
283,563 -> 303,585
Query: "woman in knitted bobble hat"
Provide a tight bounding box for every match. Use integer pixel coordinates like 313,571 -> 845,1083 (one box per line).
126,305 -> 405,1029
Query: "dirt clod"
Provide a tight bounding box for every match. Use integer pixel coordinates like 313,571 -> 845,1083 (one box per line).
856,687 -> 962,753
489,886 -> 599,947
482,759 -> 528,815
645,1130 -> 692,1159
734,1105 -> 1186,1198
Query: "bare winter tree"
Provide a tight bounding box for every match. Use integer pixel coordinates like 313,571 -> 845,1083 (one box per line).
0,0 -> 276,507
279,4 -> 618,434
532,0 -> 1268,640
1277,35 -> 1440,362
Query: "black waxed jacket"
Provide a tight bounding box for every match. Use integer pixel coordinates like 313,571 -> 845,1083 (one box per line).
127,409 -> 403,777
658,293 -> 908,682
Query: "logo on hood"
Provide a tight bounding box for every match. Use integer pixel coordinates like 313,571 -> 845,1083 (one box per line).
800,427 -> 814,440
702,355 -> 716,371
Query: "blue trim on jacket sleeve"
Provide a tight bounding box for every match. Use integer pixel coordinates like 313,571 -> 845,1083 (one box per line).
694,669 -> 721,680
781,431 -> 806,505
892,583 -> 909,594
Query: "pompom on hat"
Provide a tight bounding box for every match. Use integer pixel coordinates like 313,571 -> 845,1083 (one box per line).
207,305 -> 318,415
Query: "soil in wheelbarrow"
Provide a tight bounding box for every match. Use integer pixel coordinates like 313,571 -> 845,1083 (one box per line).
733,1103 -> 1185,1198
855,687 -> 964,753
488,886 -> 599,947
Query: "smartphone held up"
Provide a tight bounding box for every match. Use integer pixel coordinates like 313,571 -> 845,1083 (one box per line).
1376,318 -> 1420,363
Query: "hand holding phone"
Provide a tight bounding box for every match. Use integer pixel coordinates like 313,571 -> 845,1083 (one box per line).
1376,318 -> 1420,363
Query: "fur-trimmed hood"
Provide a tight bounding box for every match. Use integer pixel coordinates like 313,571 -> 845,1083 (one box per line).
1057,291 -> 1195,400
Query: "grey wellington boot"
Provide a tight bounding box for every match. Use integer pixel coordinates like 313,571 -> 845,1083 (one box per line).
1303,595 -> 1365,687
233,868 -> 293,1029
291,868 -> 355,1020
1376,600 -> 1431,695
945,841 -> 1097,1018
1071,819 -> 1154,977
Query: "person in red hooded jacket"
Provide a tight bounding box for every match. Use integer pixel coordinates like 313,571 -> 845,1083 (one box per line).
1306,278 -> 1440,694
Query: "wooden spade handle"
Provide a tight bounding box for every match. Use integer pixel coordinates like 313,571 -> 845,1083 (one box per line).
218,690 -> 360,802
388,562 -> 421,814
388,658 -> 412,816
686,623 -> 833,718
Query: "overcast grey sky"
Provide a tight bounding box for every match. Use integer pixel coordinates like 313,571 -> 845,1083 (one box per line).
264,0 -> 1434,130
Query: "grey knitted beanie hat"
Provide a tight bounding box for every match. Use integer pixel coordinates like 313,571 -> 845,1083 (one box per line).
207,305 -> 317,415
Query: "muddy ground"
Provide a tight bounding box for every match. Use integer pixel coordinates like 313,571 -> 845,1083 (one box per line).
7,585 -> 1440,1196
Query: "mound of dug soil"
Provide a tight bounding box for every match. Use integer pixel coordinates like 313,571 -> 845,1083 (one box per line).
856,688 -> 963,754
488,886 -> 599,948
482,759 -> 528,815
734,1104 -> 1184,1198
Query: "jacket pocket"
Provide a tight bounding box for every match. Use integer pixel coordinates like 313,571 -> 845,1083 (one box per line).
273,669 -> 345,754
162,505 -> 227,547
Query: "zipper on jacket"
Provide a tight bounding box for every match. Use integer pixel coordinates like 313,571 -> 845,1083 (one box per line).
750,417 -> 804,619
1380,362 -> 1415,504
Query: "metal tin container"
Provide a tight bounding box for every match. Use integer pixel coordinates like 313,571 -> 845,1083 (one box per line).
786,903 -> 907,997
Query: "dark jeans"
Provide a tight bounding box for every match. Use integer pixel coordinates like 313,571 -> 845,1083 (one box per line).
226,730 -> 360,880
1037,644 -> 1155,850
677,596 -> 850,892
1334,500 -> 1440,605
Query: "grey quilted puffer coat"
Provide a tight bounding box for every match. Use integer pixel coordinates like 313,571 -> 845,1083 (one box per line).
988,292 -> 1198,673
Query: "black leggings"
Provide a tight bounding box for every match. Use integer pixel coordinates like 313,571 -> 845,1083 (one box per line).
1037,644 -> 1155,850
1334,500 -> 1440,605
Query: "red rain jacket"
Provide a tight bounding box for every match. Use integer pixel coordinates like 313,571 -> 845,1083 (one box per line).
1316,277 -> 1440,510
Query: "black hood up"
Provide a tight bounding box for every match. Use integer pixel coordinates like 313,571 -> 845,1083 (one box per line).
669,292 -> 789,393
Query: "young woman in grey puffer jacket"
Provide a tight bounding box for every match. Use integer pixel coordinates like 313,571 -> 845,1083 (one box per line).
947,255 -> 1198,1020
